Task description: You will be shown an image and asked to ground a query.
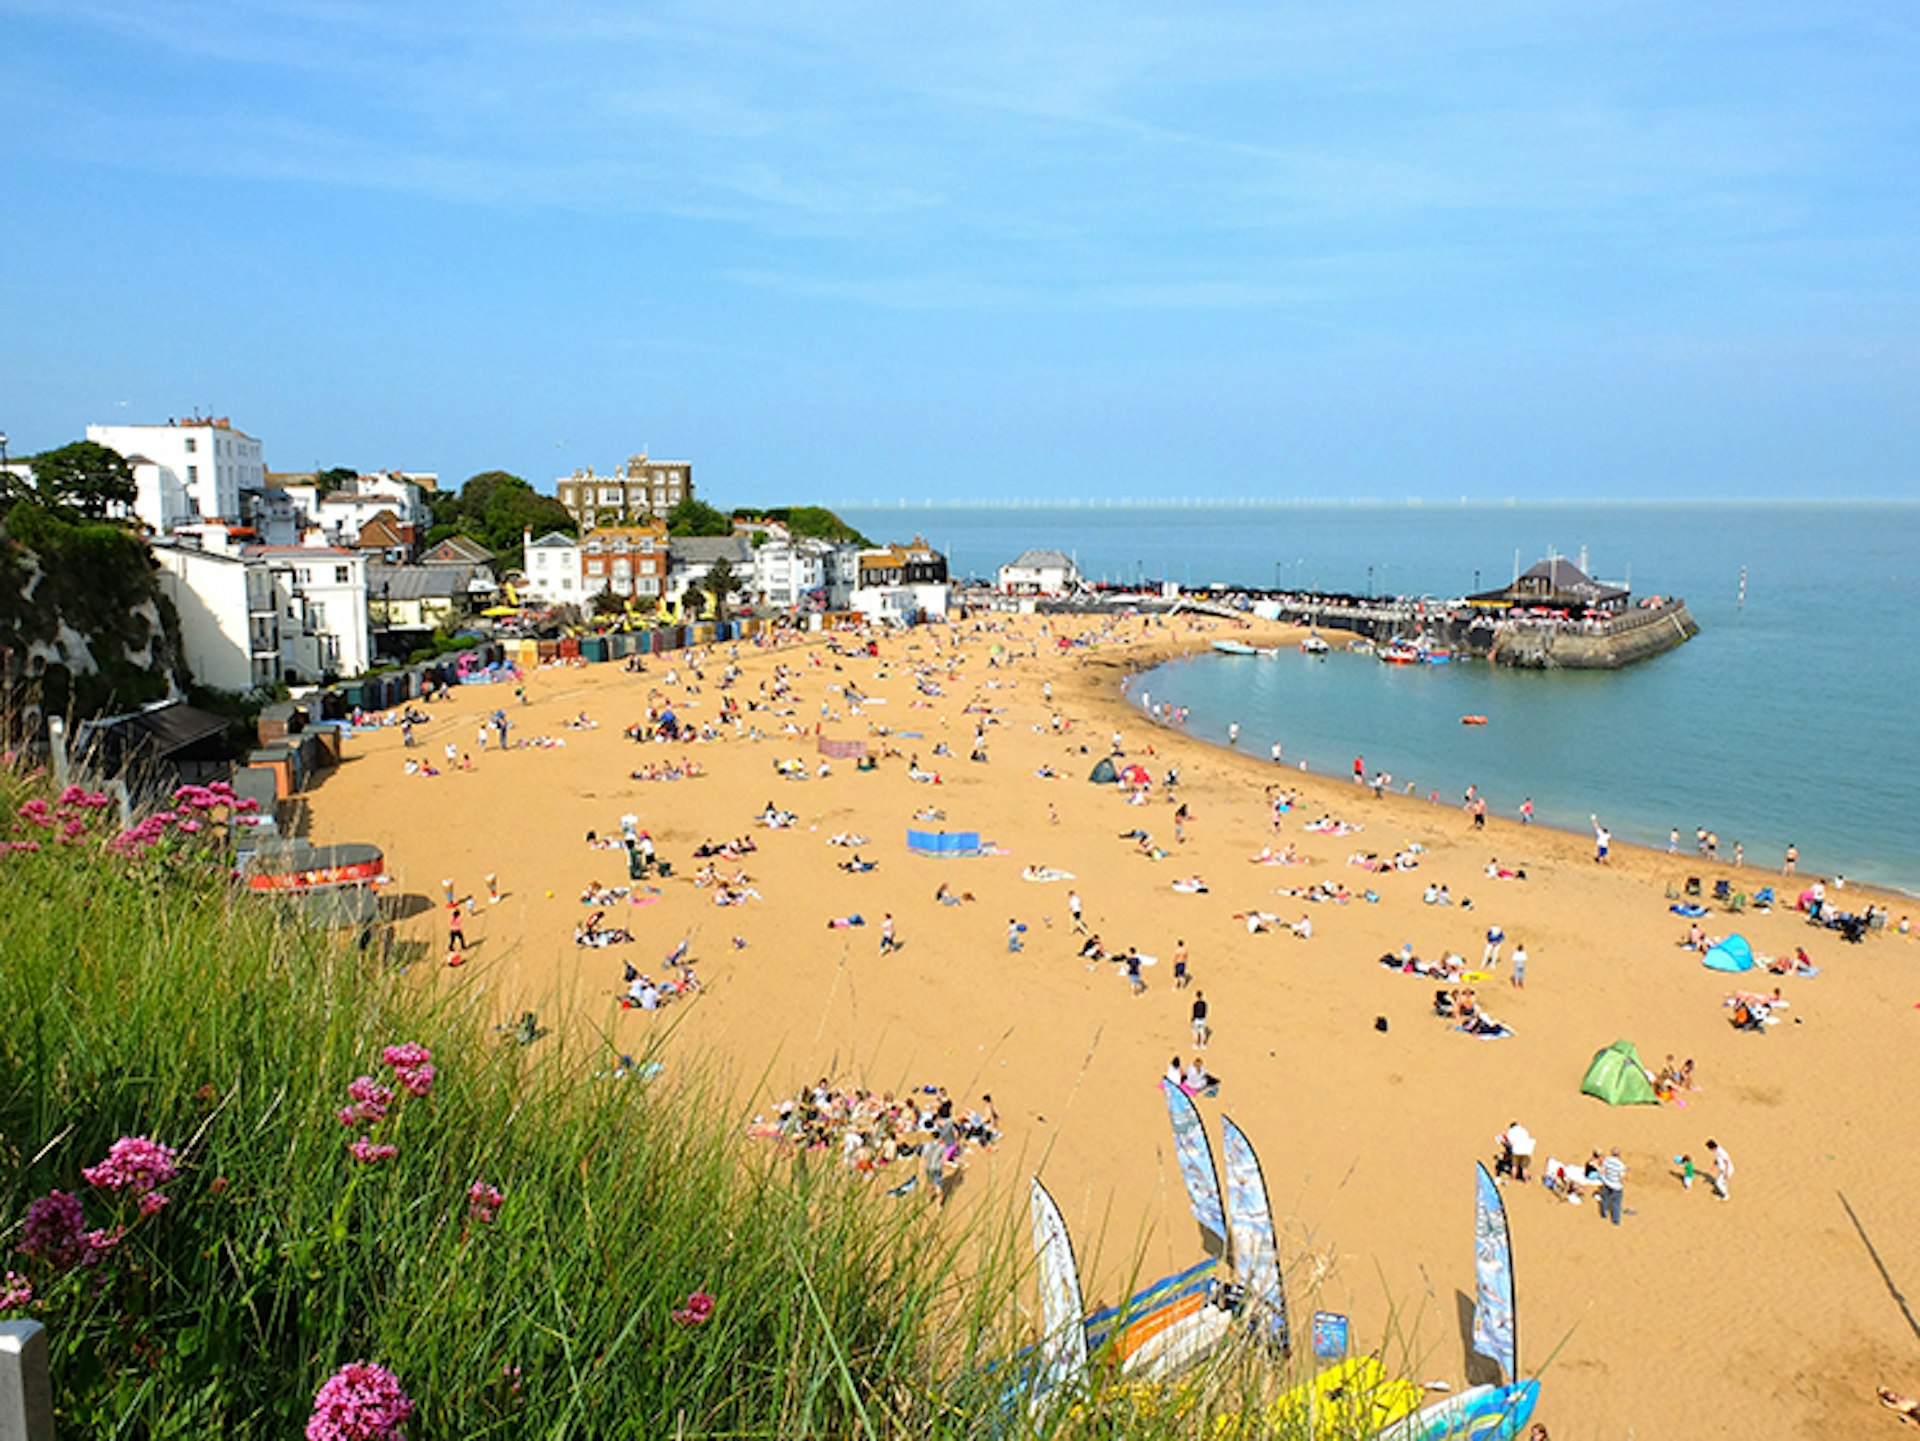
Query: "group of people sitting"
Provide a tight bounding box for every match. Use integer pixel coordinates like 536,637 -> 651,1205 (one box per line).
692,836 -> 757,860
628,758 -> 705,781
1248,844 -> 1306,866
1435,986 -> 1511,1037
747,1081 -> 1000,1177
1726,988 -> 1787,1031
1379,945 -> 1468,980
1274,879 -> 1353,904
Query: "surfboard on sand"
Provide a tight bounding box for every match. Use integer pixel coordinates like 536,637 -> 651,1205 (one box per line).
1375,1379 -> 1541,1441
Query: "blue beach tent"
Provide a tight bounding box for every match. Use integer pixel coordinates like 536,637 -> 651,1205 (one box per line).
1701,935 -> 1755,972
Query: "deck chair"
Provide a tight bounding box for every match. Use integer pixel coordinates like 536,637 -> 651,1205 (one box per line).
1685,877 -> 1702,898
1713,879 -> 1732,903
1754,886 -> 1775,909
1729,892 -> 1747,913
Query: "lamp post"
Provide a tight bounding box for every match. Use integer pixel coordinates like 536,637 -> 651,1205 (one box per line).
1367,564 -> 1374,598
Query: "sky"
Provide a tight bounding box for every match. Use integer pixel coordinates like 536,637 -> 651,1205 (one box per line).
1,1 -> 1915,505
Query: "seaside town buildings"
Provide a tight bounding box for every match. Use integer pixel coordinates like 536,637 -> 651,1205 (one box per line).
581,521 -> 672,603
555,454 -> 692,529
87,418 -> 265,535
519,530 -> 583,606
996,548 -> 1082,596
153,535 -> 371,689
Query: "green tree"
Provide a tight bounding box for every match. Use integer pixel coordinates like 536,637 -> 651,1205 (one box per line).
591,585 -> 625,618
314,466 -> 358,496
31,441 -> 137,520
703,555 -> 743,621
680,581 -> 707,620
666,496 -> 731,537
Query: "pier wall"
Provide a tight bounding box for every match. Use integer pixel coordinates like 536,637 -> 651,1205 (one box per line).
1490,600 -> 1698,669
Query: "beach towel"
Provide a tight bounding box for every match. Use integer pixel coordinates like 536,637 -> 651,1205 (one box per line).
1670,903 -> 1708,917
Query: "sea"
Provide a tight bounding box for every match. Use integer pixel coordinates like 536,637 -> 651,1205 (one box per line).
838,502 -> 1920,896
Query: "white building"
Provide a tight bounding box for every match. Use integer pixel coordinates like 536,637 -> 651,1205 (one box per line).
152,535 -> 371,690
87,418 -> 265,533
752,537 -> 836,613
152,543 -> 283,693
667,535 -> 753,608
849,581 -> 952,626
997,548 -> 1081,596
519,530 -> 583,606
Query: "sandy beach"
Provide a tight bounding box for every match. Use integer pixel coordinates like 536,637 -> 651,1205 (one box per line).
304,612 -> 1919,1440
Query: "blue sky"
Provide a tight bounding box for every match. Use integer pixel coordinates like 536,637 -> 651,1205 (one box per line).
2,1 -> 1915,503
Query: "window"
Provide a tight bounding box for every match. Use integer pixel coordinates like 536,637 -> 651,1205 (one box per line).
335,565 -> 350,584
184,437 -> 197,453
297,568 -> 312,584
561,578 -> 573,592
187,465 -> 198,482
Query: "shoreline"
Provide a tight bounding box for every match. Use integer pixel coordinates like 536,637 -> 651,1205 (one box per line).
1116,639 -> 1916,906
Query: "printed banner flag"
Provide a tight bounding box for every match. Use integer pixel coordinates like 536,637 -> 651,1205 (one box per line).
1221,1115 -> 1290,1353
1472,1161 -> 1518,1383
1029,1179 -> 1090,1410
1162,1080 -> 1227,1245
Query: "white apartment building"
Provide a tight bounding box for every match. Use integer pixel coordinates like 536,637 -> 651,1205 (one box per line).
520,530 -> 583,605
152,535 -> 371,690
996,548 -> 1082,595
88,418 -> 265,533
752,537 -> 835,612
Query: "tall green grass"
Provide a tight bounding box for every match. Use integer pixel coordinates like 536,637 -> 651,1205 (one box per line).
0,766 -> 1450,1438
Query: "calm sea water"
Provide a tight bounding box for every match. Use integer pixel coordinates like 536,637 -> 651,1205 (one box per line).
841,503 -> 1920,895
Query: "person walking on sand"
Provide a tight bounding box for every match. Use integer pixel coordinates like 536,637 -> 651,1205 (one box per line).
1510,943 -> 1527,989
879,913 -> 898,955
1520,797 -> 1533,825
1191,991 -> 1209,1048
1007,919 -> 1026,953
1707,1139 -> 1733,1201
1068,890 -> 1086,934
447,899 -> 467,953
1591,816 -> 1611,865
1353,755 -> 1365,785
1172,940 -> 1190,990
485,873 -> 500,905
1598,1148 -> 1627,1225
1126,951 -> 1146,995
1784,844 -> 1798,876
1483,923 -> 1505,967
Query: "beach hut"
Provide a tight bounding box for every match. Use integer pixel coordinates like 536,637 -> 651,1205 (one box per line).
1580,1040 -> 1659,1106
1701,935 -> 1755,972
1088,757 -> 1119,785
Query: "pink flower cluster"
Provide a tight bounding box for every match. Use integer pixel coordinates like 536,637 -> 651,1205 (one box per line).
7,786 -> 112,851
671,1290 -> 716,1327
342,1044 -> 434,1163
305,1361 -> 414,1441
82,1134 -> 178,1200
0,1272 -> 32,1312
380,1044 -> 435,1098
466,1181 -> 504,1226
338,1076 -> 394,1128
347,1138 -> 398,1166
105,781 -> 258,856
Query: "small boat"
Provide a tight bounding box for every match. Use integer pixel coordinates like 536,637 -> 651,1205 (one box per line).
1347,640 -> 1375,656
1380,644 -> 1421,665
1212,640 -> 1260,656
1300,633 -> 1330,655
1423,649 -> 1453,665
1461,715 -> 1489,726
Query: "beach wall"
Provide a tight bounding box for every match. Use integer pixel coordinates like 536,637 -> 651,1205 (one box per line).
1491,600 -> 1698,669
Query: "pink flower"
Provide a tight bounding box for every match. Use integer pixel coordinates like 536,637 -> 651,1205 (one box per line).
0,1271 -> 31,1311
137,1192 -> 170,1218
305,1361 -> 414,1441
467,1181 -> 504,1225
381,1044 -> 435,1099
342,1076 -> 393,1125
82,1135 -> 179,1198
670,1290 -> 716,1327
348,1137 -> 398,1166
81,1226 -> 123,1261
19,1190 -> 88,1269
395,1064 -> 435,1098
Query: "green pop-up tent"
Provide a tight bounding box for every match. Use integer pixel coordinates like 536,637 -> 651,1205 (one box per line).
1088,757 -> 1119,784
1581,1039 -> 1660,1106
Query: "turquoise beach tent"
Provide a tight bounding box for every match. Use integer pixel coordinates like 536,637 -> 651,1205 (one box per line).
1088,757 -> 1119,785
1701,935 -> 1755,972
1580,1040 -> 1660,1106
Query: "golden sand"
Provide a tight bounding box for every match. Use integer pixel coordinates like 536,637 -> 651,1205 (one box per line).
305,613 -> 1919,1438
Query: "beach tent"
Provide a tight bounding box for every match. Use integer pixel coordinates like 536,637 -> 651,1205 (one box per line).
1121,764 -> 1152,788
1701,935 -> 1754,972
1088,757 -> 1119,785
907,830 -> 984,857
1580,1040 -> 1660,1107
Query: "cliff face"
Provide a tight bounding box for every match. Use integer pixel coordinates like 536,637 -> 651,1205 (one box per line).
1491,601 -> 1699,669
0,504 -> 183,720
